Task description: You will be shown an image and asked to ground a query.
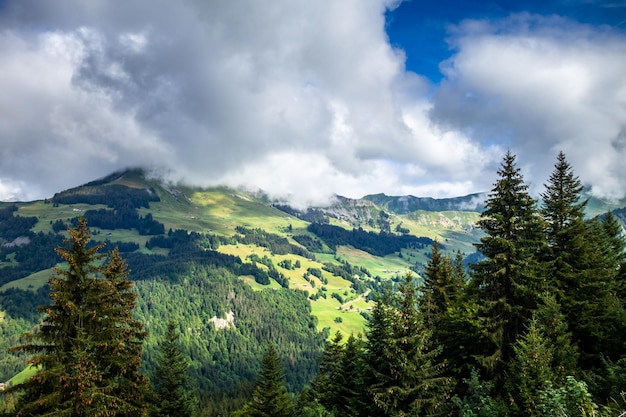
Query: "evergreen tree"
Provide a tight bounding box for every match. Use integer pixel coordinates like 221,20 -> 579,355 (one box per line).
421,241 -> 457,325
362,283 -> 396,416
365,273 -> 453,416
153,321 -> 196,417
335,334 -> 367,417
569,219 -> 624,368
540,151 -> 586,260
541,152 -> 626,371
507,320 -> 555,417
421,242 -> 467,383
234,343 -> 293,417
601,211 -> 626,302
469,151 -> 546,386
533,293 -> 578,382
309,331 -> 346,413
8,218 -> 150,416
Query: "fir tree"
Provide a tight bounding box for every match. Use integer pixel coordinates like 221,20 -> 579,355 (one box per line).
421,241 -> 456,325
309,331 -> 346,413
8,218 -> 150,416
153,321 -> 196,417
533,293 -> 578,382
234,343 -> 294,417
507,320 -> 555,417
366,273 -> 453,416
469,151 -> 546,386
541,152 -> 626,370
540,151 -> 586,257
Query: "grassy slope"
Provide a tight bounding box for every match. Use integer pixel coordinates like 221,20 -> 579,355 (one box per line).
0,268 -> 54,292
10,174 -> 484,340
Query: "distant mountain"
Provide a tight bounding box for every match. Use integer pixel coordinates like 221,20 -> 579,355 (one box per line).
361,192 -> 487,214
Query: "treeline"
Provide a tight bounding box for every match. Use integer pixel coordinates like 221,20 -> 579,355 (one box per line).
52,183 -> 160,209
234,226 -> 315,259
0,232 -> 63,287
0,219 -> 325,417
0,206 -> 38,241
232,151 -> 626,417
72,209 -> 165,235
307,222 -> 434,256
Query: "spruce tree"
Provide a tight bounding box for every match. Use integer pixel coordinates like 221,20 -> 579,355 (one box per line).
541,152 -> 626,370
421,241 -> 456,325
540,151 -> 586,257
309,331 -> 346,413
469,151 -> 546,386
234,343 -> 293,417
507,320 -> 555,417
601,211 -> 626,302
335,334 -> 367,417
421,242 -> 467,382
310,332 -> 367,417
533,293 -> 578,382
153,321 -> 196,417
9,218 -> 150,416
366,273 -> 453,416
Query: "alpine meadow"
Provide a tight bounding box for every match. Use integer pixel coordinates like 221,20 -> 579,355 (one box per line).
1,151 -> 626,416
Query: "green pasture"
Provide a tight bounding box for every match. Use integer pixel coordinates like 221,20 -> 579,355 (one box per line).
332,246 -> 411,279
7,365 -> 39,386
188,189 -> 307,236
311,297 -> 367,337
0,268 -> 55,292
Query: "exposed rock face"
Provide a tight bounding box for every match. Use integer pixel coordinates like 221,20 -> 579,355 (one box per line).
209,311 -> 235,330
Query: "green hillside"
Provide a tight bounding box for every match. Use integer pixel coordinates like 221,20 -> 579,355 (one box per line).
2,168 -> 624,415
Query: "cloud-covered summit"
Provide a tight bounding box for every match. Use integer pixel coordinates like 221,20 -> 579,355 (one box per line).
0,1 -> 624,206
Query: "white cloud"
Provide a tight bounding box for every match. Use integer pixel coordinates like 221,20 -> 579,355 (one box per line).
1,3 -> 623,206
0,0 -> 496,205
432,14 -> 626,199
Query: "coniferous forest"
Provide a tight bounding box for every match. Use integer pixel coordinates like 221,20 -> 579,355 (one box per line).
1,151 -> 626,416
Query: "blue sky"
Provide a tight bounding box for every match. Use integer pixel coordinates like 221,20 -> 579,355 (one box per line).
0,0 -> 625,206
387,0 -> 626,81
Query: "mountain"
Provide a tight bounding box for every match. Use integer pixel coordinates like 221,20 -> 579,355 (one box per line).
362,192 -> 487,213
1,168 -> 624,413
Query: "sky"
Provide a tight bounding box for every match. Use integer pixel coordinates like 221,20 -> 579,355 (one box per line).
1,0 -> 625,207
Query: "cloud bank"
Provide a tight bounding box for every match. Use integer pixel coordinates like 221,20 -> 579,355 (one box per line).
0,2 -> 624,205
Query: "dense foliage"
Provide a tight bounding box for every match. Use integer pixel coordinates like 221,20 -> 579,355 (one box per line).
307,223 -> 433,256
6,218 -> 151,416
1,153 -> 626,416
52,183 -> 160,209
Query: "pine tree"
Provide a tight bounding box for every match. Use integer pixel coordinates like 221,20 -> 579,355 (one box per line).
153,321 -> 196,417
8,218 -> 150,416
469,151 -> 546,386
234,343 -> 293,417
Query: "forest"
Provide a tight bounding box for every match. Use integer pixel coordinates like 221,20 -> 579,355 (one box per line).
1,150 -> 626,416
